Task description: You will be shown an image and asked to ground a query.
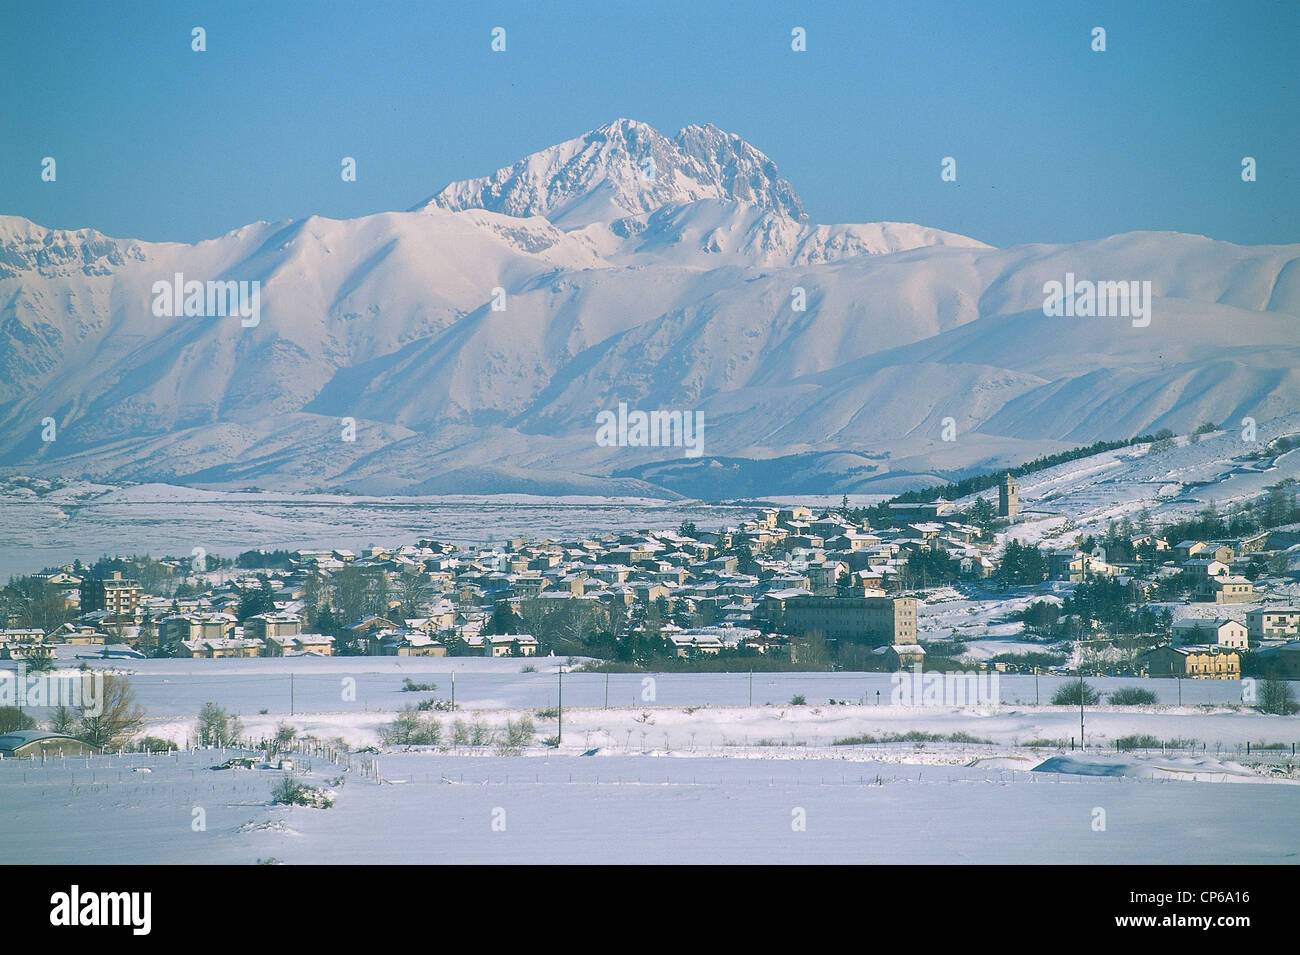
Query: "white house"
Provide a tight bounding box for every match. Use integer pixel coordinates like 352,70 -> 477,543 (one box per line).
1246,607 -> 1300,642
1173,618 -> 1248,649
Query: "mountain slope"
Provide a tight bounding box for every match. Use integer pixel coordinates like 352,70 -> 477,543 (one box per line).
0,120 -> 1296,496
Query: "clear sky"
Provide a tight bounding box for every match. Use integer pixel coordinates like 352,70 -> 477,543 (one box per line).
2,0 -> 1296,248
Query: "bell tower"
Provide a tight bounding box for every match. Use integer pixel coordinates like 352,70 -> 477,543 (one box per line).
998,472 -> 1018,518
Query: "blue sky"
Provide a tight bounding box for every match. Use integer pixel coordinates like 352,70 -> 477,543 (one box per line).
2,0 -> 1296,247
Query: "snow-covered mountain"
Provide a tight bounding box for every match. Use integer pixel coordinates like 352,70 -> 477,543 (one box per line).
418,118 -> 808,228
1,119 -> 1297,496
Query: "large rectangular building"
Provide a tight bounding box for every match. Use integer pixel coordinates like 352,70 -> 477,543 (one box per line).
79,572 -> 142,620
1139,645 -> 1240,679
781,595 -> 917,647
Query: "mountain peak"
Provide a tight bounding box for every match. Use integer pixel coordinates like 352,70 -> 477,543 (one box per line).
595,116 -> 655,134
416,119 -> 807,228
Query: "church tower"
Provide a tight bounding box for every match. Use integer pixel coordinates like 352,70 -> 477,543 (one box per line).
998,472 -> 1019,518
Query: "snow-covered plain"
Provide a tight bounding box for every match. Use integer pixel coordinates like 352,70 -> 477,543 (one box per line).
3,748 -> 1297,864
25,650 -> 1275,718
0,485 -> 750,579
6,656 -> 1299,863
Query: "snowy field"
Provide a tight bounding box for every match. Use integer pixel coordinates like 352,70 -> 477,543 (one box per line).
3,413 -> 1297,581
0,485 -> 751,579
3,749 -> 1297,864
6,657 -> 1299,863
24,651 -> 1278,721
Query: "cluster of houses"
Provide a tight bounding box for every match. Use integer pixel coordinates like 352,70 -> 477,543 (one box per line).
1056,534 -> 1269,603
1058,531 -> 1300,678
4,475 -> 1299,681
1134,610 -> 1300,681
3,503 -> 966,662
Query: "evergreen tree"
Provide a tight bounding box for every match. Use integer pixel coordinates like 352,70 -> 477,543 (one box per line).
136,612 -> 157,656
836,569 -> 854,597
484,600 -> 521,636
237,576 -> 276,621
968,496 -> 997,539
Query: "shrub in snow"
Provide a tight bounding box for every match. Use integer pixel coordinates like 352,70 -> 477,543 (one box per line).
450,719 -> 470,746
379,705 -> 442,745
496,717 -> 536,755
1051,682 -> 1100,706
133,736 -> 177,753
415,697 -> 455,712
401,678 -> 437,692
270,775 -> 334,808
442,716 -> 497,748
1108,687 -> 1159,706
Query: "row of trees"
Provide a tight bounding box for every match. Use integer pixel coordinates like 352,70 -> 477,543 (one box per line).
875,433 -> 1170,511
4,681 -> 309,754
1160,486 -> 1300,545
1058,579 -> 1175,635
1076,487 -> 1299,569
482,596 -> 696,663
0,576 -> 73,632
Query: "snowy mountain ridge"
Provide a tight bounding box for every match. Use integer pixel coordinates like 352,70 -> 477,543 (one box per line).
0,119 -> 1297,496
418,118 -> 810,228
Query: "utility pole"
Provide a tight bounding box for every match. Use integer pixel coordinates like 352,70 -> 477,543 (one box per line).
1078,668 -> 1085,749
451,670 -> 455,709
558,667 -> 564,743
604,672 -> 609,710
1035,667 -> 1039,705
748,670 -> 753,707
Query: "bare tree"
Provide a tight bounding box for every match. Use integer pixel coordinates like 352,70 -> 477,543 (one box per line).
196,702 -> 245,746
50,705 -> 78,735
516,598 -> 558,642
78,675 -> 146,751
563,602 -> 603,647
1259,678 -> 1299,715
270,721 -> 297,755
790,631 -> 831,669
396,573 -> 434,619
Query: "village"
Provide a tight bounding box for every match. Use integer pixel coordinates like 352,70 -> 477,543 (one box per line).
4,472 -> 1300,687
